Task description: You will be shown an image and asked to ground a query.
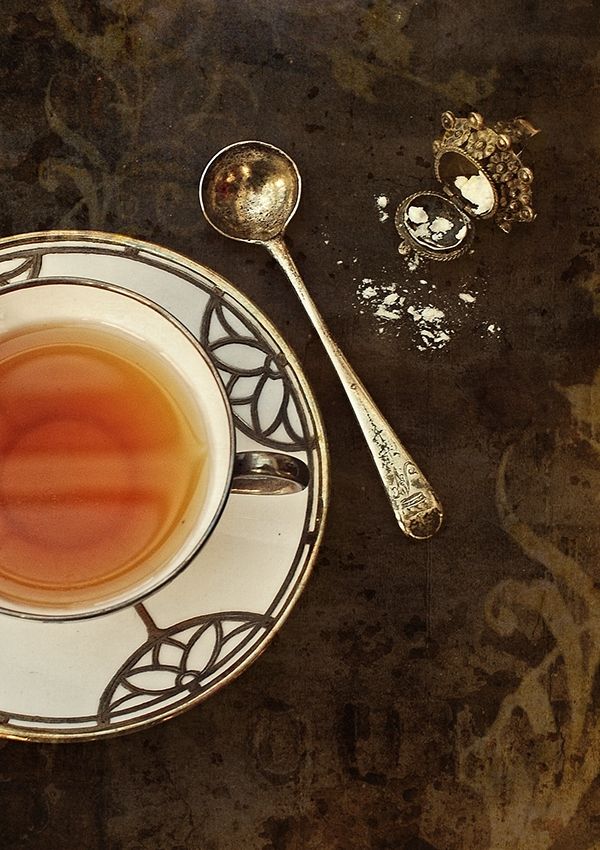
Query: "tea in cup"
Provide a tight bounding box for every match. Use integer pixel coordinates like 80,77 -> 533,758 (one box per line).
0,278 -> 308,619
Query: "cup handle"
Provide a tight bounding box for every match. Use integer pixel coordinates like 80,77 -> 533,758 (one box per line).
231,451 -> 310,495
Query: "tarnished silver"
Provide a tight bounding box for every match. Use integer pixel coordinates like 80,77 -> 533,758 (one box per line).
200,140 -> 443,539
396,111 -> 539,262
232,451 -> 310,495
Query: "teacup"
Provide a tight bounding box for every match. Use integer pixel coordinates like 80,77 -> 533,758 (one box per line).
0,277 -> 309,620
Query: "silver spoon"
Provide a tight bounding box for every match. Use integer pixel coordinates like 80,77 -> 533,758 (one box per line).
199,140 -> 443,539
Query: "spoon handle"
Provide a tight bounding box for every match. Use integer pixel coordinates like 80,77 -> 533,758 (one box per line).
267,237 -> 443,540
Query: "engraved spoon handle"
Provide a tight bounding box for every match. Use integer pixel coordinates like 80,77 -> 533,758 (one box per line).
267,237 -> 443,539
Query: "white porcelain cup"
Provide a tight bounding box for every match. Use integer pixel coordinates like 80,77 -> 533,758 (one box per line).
0,278 -> 309,620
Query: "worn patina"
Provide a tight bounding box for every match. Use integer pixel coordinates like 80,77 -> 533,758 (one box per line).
0,1 -> 598,848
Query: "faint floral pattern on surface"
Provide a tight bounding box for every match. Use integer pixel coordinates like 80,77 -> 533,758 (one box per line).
228,0 -> 499,104
40,0 -> 260,232
323,0 -> 498,103
421,275 -> 600,850
0,1 -> 598,847
37,0 -> 501,235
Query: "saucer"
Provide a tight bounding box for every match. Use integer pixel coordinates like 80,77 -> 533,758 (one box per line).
0,231 -> 328,741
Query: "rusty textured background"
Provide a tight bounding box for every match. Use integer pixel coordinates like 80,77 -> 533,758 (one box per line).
0,1 -> 599,848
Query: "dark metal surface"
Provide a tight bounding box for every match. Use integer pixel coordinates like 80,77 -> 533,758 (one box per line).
0,1 -> 598,847
231,451 -> 310,495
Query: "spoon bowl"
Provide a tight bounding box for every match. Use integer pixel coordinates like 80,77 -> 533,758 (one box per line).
199,141 -> 443,539
200,141 -> 300,243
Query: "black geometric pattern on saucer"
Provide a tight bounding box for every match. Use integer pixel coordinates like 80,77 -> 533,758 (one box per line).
199,294 -> 311,452
0,232 -> 327,741
98,608 -> 275,727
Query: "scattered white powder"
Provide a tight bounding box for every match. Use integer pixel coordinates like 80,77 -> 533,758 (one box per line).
322,229 -> 497,352
479,323 -> 502,338
375,195 -> 390,223
355,267 -> 495,352
407,304 -> 451,349
356,281 -> 454,350
420,306 -> 445,322
375,305 -> 402,320
361,285 -> 377,299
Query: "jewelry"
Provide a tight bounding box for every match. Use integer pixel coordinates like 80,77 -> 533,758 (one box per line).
395,111 -> 539,262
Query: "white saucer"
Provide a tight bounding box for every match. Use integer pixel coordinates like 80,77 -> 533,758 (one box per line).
0,231 -> 328,741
